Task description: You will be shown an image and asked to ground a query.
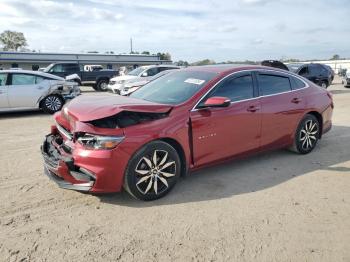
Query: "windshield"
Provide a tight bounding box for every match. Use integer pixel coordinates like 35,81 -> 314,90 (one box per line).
128,67 -> 147,76
43,63 -> 55,73
130,70 -> 217,105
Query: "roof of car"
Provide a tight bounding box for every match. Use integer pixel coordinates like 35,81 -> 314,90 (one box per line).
183,64 -> 277,74
0,69 -> 64,80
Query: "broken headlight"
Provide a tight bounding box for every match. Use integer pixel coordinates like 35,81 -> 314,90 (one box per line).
77,134 -> 124,150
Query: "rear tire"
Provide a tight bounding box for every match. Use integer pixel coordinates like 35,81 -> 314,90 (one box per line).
41,95 -> 64,114
289,114 -> 320,154
96,79 -> 109,91
320,81 -> 328,89
124,141 -> 181,201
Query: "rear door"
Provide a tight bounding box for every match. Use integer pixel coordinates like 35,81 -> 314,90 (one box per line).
257,71 -> 306,150
190,72 -> 261,166
0,73 -> 9,108
7,73 -> 46,108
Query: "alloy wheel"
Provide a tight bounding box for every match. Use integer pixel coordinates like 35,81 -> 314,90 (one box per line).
134,150 -> 176,195
299,119 -> 318,150
45,96 -> 62,112
100,81 -> 108,91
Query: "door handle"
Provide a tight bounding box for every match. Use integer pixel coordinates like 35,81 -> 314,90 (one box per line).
247,105 -> 260,112
291,97 -> 302,104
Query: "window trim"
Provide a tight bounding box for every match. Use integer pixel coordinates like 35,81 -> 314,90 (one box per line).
192,69 -> 309,111
255,72 -> 292,97
197,72 -> 256,107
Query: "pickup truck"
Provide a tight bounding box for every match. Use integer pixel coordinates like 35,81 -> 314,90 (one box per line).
43,62 -> 119,91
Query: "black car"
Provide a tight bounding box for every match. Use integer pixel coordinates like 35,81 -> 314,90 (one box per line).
295,63 -> 332,88
43,62 -> 119,91
261,60 -> 289,71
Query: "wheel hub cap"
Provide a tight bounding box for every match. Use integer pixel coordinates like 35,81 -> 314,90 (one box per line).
300,120 -> 318,150
135,150 -> 176,195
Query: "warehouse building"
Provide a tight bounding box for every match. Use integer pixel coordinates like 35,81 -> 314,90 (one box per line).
0,51 -> 171,71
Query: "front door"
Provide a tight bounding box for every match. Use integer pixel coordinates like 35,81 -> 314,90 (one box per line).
190,72 -> 261,167
8,73 -> 45,108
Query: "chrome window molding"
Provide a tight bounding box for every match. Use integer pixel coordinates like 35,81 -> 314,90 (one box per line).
191,68 -> 309,112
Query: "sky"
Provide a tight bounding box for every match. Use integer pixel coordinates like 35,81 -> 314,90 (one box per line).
0,0 -> 349,62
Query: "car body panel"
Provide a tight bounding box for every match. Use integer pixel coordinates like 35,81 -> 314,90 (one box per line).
41,65 -> 333,193
0,70 -> 80,112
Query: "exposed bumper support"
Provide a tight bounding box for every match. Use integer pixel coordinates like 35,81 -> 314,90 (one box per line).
41,135 -> 95,192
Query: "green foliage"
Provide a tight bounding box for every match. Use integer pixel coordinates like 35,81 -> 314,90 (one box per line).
0,30 -> 27,51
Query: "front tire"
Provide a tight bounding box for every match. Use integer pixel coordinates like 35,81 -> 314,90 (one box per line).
290,114 -> 320,154
320,81 -> 328,89
41,95 -> 64,114
124,141 -> 181,201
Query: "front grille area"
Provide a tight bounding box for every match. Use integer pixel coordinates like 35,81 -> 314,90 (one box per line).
56,122 -> 73,140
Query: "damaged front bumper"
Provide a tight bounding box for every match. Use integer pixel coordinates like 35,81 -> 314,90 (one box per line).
41,134 -> 95,191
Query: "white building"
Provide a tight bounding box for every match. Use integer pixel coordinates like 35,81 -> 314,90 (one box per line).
0,51 -> 171,71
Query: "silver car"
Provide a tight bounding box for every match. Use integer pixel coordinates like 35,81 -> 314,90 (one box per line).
0,70 -> 80,114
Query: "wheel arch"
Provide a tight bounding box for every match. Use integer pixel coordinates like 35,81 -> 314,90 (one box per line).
159,137 -> 188,177
38,93 -> 64,109
306,111 -> 323,138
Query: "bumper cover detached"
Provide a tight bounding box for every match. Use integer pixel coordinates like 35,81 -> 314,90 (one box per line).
41,135 -> 95,191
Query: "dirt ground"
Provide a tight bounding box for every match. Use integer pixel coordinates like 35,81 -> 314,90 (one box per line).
0,76 -> 349,262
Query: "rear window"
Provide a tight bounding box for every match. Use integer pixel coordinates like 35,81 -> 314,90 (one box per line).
258,74 -> 291,96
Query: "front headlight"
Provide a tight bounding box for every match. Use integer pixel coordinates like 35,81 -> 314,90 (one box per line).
77,134 -> 124,150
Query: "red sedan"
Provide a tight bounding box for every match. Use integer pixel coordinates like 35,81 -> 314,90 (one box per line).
41,65 -> 333,200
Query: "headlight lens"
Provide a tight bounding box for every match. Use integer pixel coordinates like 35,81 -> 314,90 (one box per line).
77,134 -> 124,150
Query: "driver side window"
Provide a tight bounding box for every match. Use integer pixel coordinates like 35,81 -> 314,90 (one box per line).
209,74 -> 254,102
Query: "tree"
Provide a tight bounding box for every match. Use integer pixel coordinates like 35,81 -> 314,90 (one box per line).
141,51 -> 150,55
157,52 -> 172,61
175,60 -> 189,66
331,54 -> 340,60
190,59 -> 216,66
0,30 -> 27,51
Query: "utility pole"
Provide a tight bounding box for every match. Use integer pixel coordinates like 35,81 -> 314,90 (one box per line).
130,38 -> 133,54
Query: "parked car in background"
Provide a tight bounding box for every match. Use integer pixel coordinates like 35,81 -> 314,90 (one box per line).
84,65 -> 104,72
287,63 -> 304,72
41,65 -> 333,200
107,65 -> 180,94
324,65 -> 335,83
0,70 -> 80,114
296,64 -> 332,88
120,69 -> 179,96
342,71 -> 350,87
261,60 -> 289,71
43,62 -> 118,91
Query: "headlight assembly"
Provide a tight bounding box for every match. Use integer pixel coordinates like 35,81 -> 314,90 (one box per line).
77,134 -> 124,150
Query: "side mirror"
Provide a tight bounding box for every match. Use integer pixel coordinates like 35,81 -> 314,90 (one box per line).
141,72 -> 148,77
202,96 -> 231,108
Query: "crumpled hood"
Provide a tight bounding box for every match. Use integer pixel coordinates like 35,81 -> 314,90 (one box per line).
65,94 -> 173,122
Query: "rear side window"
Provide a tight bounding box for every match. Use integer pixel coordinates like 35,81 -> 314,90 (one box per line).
0,73 -> 7,86
210,74 -> 254,102
12,74 -> 36,85
291,76 -> 306,90
258,74 -> 291,96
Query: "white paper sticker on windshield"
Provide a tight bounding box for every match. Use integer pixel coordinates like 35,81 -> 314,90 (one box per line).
184,78 -> 205,85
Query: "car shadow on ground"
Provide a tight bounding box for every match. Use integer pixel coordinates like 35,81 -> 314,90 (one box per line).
98,125 -> 350,207
0,110 -> 48,119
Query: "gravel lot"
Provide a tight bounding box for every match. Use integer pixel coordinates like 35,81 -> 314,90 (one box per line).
0,77 -> 349,262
